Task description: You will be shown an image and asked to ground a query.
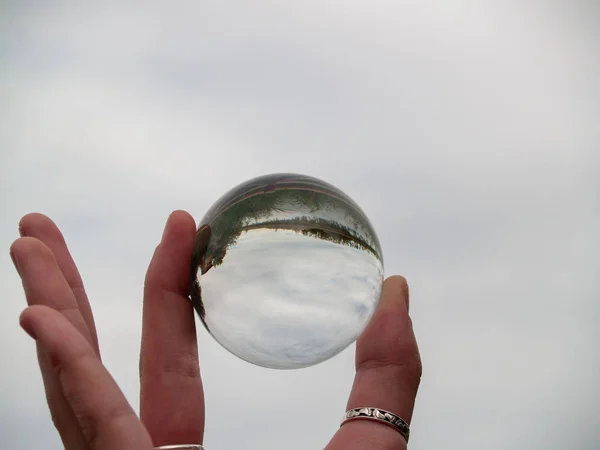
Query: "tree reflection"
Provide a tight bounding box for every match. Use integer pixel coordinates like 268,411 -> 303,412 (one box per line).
189,174 -> 384,327
189,224 -> 211,328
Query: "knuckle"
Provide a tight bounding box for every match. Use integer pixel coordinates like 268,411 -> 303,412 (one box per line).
54,350 -> 92,382
77,403 -> 136,446
49,349 -> 136,447
357,350 -> 423,389
140,349 -> 200,382
161,351 -> 201,380
45,385 -> 74,433
88,405 -> 137,447
71,284 -> 88,297
405,356 -> 423,389
53,303 -> 81,316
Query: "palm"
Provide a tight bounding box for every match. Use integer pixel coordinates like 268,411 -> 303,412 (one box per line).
12,212 -> 419,450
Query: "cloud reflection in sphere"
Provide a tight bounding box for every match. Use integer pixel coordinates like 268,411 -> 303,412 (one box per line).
189,174 -> 384,369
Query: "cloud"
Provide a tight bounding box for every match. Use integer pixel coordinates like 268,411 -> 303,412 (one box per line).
201,228 -> 382,369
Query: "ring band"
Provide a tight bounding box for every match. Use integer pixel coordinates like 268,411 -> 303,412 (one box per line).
341,407 -> 410,443
154,446 -> 204,450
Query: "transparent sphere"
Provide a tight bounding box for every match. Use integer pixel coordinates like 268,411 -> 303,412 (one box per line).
189,173 -> 384,369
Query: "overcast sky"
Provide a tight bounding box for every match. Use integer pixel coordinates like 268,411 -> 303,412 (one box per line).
1,2 -> 598,449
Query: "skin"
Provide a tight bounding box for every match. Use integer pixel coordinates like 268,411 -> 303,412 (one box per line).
10,211 -> 422,450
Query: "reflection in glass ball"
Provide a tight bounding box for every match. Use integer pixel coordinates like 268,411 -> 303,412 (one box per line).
189,173 -> 384,369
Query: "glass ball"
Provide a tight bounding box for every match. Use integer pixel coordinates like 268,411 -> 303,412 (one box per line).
189,173 -> 384,369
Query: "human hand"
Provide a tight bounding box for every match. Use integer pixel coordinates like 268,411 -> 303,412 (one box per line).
10,211 -> 421,449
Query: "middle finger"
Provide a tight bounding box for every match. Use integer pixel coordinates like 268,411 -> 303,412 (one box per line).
11,236 -> 95,347
18,212 -> 100,354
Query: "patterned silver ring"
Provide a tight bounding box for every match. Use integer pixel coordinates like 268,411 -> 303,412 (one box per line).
341,407 -> 410,443
154,446 -> 204,450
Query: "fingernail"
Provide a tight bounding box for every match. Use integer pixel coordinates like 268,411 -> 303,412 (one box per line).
9,250 -> 21,277
161,214 -> 172,241
20,320 -> 38,340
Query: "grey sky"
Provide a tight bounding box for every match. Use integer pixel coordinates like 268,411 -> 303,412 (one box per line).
1,2 -> 598,449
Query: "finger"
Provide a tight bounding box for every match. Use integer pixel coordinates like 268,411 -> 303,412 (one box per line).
140,210 -> 205,446
328,276 -> 422,450
10,236 -> 98,449
20,305 -> 153,450
37,349 -> 89,450
10,237 -> 95,345
18,213 -> 99,354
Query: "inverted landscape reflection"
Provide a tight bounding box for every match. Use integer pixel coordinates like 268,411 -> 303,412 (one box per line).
190,173 -> 384,369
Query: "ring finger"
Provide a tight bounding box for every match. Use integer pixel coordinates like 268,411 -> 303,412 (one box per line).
327,276 -> 422,450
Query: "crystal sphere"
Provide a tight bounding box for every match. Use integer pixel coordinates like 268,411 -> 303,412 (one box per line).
189,173 -> 384,369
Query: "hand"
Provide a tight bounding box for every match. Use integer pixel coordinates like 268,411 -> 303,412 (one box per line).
10,211 -> 421,449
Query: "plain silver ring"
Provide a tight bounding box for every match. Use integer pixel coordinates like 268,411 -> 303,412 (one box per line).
154,446 -> 204,450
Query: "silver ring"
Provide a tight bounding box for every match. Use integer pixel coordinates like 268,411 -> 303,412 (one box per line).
154,446 -> 204,450
341,407 -> 410,443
